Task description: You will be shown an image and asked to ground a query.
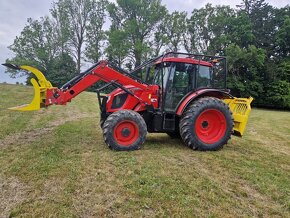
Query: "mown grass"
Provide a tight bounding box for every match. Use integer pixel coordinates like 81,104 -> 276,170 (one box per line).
0,83 -> 289,217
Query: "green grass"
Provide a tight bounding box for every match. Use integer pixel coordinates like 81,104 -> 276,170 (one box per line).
0,83 -> 289,217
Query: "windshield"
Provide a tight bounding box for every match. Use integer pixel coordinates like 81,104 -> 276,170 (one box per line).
153,66 -> 171,88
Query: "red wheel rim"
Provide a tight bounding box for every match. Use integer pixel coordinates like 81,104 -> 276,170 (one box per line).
113,120 -> 139,146
195,109 -> 226,144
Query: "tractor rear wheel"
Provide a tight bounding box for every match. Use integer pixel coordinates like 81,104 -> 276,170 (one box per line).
103,110 -> 147,151
179,97 -> 233,151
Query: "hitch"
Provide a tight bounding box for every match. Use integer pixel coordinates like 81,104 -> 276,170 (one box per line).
2,64 -> 54,111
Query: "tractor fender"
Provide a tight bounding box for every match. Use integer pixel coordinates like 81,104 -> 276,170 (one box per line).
176,89 -> 234,116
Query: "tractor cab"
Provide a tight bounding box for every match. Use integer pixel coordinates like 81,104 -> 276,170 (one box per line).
145,53 -> 227,112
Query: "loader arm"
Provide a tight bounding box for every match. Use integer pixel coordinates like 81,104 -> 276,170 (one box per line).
3,61 -> 152,111
46,61 -> 150,106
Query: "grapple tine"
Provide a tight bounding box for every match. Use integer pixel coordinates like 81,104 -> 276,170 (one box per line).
8,78 -> 42,111
3,64 -> 54,111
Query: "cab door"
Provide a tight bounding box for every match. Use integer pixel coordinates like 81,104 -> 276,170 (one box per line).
164,62 -> 196,112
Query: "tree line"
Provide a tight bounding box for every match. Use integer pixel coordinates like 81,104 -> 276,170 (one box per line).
5,0 -> 290,109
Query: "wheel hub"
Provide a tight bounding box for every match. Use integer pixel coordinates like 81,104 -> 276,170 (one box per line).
113,120 -> 139,146
202,120 -> 209,129
121,128 -> 131,137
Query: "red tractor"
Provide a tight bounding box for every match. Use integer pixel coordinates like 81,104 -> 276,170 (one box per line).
4,52 -> 253,151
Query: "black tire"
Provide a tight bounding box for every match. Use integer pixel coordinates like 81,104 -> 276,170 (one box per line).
166,131 -> 181,139
103,110 -> 147,151
179,97 -> 233,151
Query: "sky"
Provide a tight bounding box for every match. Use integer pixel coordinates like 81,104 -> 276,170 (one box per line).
0,0 -> 289,84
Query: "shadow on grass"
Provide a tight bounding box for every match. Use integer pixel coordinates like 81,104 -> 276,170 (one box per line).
144,133 -> 186,150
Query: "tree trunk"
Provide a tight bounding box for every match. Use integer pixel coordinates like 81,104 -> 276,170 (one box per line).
77,46 -> 81,72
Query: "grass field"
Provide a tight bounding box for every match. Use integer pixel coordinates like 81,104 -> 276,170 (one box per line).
0,83 -> 289,217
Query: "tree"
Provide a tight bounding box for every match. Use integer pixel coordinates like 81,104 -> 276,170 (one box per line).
226,44 -> 266,100
275,16 -> 290,58
150,17 -> 169,56
166,11 -> 187,52
227,12 -> 255,48
105,27 -> 131,68
84,0 -> 107,63
50,0 -> 72,55
47,53 -> 77,87
6,16 -> 77,86
6,17 -> 60,78
238,0 -> 275,54
51,0 -> 106,72
265,80 -> 290,109
185,4 -> 235,54
106,0 -> 167,68
148,11 -> 187,56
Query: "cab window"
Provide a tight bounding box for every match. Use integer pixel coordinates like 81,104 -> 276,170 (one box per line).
197,66 -> 212,88
153,65 -> 171,89
164,63 -> 195,111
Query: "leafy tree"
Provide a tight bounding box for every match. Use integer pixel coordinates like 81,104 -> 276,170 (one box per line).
166,11 -> 187,52
105,27 -> 131,68
46,53 -> 77,87
6,16 -> 77,86
227,12 -> 255,48
148,11 -> 187,56
185,4 -> 235,54
275,16 -> 290,58
51,0 -> 106,72
150,16 -> 169,56
265,80 -> 290,109
186,4 -> 215,53
226,44 -> 266,100
106,0 -> 167,68
6,17 -> 60,78
84,0 -> 107,63
238,0 -> 276,54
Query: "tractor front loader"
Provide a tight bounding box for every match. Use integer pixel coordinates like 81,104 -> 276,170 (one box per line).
3,52 -> 253,151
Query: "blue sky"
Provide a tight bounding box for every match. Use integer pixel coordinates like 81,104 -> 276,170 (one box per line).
0,0 -> 289,84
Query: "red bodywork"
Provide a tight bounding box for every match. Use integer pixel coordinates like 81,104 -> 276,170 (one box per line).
45,58 -> 226,116
176,89 -> 232,116
45,57 -> 229,116
106,85 -> 159,113
45,61 -> 159,112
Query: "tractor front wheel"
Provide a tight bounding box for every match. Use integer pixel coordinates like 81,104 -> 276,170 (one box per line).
103,110 -> 147,151
179,97 -> 233,151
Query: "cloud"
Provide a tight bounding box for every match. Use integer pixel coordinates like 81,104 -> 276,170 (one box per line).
0,0 -> 53,46
163,0 -> 203,13
0,0 -> 53,83
163,0 -> 289,13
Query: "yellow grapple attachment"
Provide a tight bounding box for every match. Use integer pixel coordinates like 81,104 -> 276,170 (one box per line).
4,64 -> 53,111
223,97 -> 254,136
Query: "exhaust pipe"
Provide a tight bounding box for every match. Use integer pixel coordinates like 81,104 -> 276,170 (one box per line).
2,64 -> 54,111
